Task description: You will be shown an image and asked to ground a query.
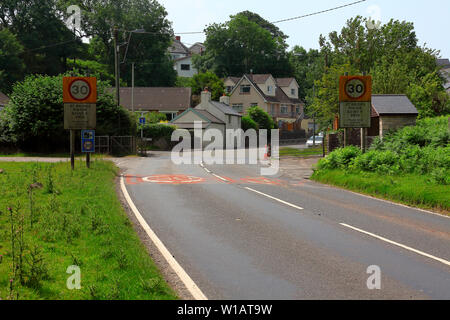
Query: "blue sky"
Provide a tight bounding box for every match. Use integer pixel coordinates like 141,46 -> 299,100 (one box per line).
159,0 -> 450,58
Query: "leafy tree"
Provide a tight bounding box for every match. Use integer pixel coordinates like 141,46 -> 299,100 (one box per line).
58,0 -> 176,86
241,115 -> 258,131
1,74 -> 134,151
189,72 -> 225,100
247,106 -> 275,130
236,11 -> 288,41
195,14 -> 292,78
0,28 -> 24,93
1,0 -> 81,77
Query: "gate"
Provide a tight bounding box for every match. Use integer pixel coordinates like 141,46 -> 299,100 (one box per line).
110,136 -> 136,156
95,136 -> 110,154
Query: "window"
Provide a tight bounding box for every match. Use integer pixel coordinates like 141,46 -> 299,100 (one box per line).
250,103 -> 258,107
226,86 -> 234,93
232,104 -> 244,113
240,85 -> 251,94
268,86 -> 273,93
291,88 -> 296,96
296,107 -> 300,114
270,104 -> 275,115
181,64 -> 190,71
162,112 -> 178,121
281,105 -> 289,114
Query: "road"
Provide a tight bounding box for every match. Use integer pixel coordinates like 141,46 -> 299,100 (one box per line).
119,151 -> 450,300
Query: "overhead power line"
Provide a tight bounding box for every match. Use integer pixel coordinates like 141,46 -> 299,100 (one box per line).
271,0 -> 367,24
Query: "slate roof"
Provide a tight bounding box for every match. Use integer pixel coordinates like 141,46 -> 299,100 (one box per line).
276,78 -> 295,87
225,77 -> 241,85
169,39 -> 190,55
210,101 -> 242,117
107,87 -> 191,112
437,58 -> 450,67
247,74 -> 272,84
0,91 -> 9,106
371,95 -> 418,116
194,109 -> 225,124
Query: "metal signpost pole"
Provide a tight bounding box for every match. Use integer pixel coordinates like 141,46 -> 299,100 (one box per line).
70,130 -> 75,170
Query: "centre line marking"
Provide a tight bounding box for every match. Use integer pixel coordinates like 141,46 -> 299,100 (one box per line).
340,223 -> 450,267
245,187 -> 304,211
213,174 -> 228,182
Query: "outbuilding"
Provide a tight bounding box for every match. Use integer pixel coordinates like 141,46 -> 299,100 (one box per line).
368,94 -> 419,138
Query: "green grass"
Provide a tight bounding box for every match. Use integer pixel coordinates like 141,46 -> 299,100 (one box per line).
0,161 -> 177,300
312,169 -> 450,214
280,146 -> 325,158
0,153 -> 114,159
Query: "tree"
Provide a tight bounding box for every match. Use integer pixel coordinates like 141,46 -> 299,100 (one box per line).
195,14 -> 292,78
1,73 -> 134,151
242,115 -> 258,131
58,0 -> 176,86
247,106 -> 275,130
189,72 -> 225,100
1,0 -> 81,77
0,28 -> 24,93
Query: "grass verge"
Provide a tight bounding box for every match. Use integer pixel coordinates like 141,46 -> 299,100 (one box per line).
280,147 -> 325,158
312,169 -> 449,214
0,161 -> 177,300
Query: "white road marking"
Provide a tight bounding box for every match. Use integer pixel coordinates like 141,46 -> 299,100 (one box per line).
213,174 -> 228,182
245,187 -> 304,211
340,223 -> 450,267
120,176 -> 208,300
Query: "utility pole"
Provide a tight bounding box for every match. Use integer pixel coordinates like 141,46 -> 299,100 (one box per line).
343,72 -> 349,147
113,26 -> 120,106
361,71 -> 368,153
132,62 -> 135,113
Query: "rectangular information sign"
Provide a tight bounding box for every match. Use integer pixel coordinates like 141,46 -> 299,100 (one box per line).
81,130 -> 95,153
339,102 -> 371,128
64,103 -> 96,130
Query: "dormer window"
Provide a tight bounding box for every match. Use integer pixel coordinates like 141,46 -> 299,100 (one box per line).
240,85 -> 251,94
268,86 -> 273,93
291,89 -> 296,96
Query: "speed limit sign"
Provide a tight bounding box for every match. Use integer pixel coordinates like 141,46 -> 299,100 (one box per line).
339,75 -> 372,102
63,77 -> 97,103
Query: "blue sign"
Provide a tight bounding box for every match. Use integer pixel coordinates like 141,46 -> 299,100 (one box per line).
81,130 -> 95,153
139,117 -> 146,125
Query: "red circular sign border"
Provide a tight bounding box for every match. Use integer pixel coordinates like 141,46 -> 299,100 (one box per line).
68,78 -> 92,102
344,77 -> 367,100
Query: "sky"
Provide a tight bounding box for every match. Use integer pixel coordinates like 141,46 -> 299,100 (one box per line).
158,0 -> 450,58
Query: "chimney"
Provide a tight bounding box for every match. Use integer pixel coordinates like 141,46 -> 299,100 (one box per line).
220,94 -> 230,106
175,36 -> 181,41
201,87 -> 211,104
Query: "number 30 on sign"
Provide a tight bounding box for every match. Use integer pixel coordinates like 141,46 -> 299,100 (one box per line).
63,77 -> 97,104
339,76 -> 372,102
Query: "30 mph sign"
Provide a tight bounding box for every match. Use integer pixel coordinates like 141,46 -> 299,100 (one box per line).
63,77 -> 97,104
339,75 -> 372,102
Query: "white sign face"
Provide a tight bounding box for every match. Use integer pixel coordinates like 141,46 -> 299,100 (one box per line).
70,80 -> 91,101
339,102 -> 371,128
64,103 -> 96,129
345,78 -> 366,99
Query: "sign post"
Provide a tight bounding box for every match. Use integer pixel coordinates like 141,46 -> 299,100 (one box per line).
339,75 -> 372,151
64,77 -> 97,169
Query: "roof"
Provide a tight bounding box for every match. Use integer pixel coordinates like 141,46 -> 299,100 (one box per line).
195,109 -> 225,124
276,78 -> 295,87
189,43 -> 206,55
0,91 -> 9,106
210,101 -> 242,117
230,74 -> 304,106
372,95 -> 418,116
437,58 -> 450,67
225,77 -> 241,85
246,74 -> 272,84
107,87 -> 191,112
174,55 -> 192,62
169,39 -> 189,55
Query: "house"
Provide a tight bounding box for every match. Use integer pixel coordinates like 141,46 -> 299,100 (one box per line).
224,77 -> 241,94
0,91 -> 9,112
169,36 -> 204,78
368,94 -> 419,137
228,74 -> 304,127
437,58 -> 450,94
109,87 -> 191,121
171,90 -> 242,146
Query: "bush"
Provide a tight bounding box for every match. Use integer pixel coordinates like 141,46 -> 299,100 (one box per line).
318,146 -> 361,170
141,124 -> 176,140
1,73 -> 135,152
242,116 -> 258,131
247,106 -> 274,130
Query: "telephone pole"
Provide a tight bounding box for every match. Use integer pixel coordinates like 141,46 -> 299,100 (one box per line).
113,26 -> 120,106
